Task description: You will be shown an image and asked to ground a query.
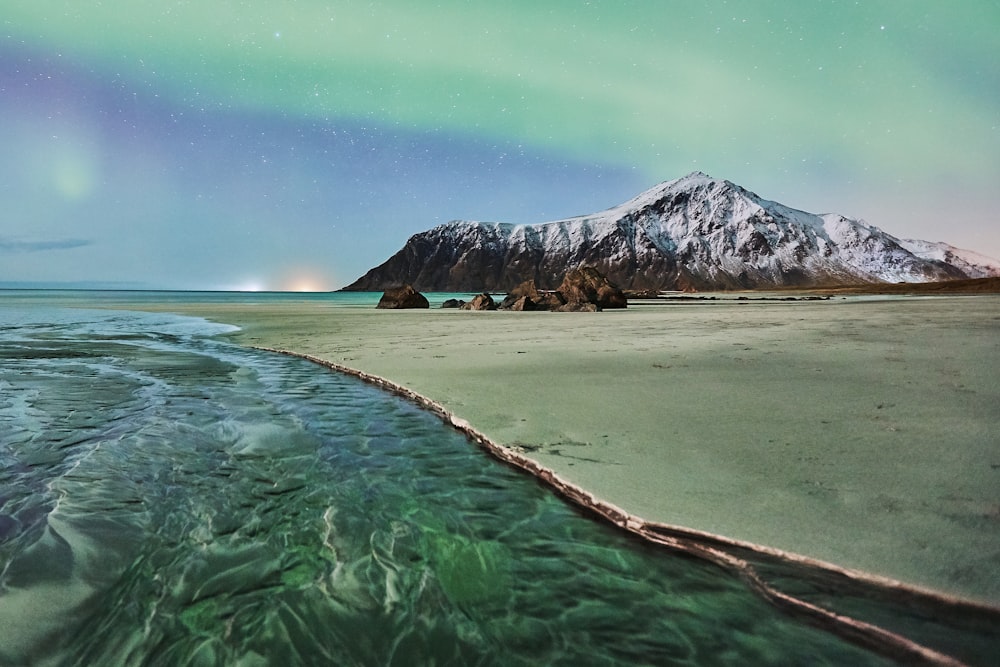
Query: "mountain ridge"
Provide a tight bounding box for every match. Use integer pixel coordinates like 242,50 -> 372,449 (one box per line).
344,172 -> 1000,292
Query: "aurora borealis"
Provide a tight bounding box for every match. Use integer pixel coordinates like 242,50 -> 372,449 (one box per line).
3,1 -> 999,290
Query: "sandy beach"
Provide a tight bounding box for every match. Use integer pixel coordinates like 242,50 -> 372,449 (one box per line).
142,293 -> 1000,607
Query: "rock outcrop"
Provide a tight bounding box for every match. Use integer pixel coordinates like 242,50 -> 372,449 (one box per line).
556,267 -> 627,310
376,285 -> 429,309
498,279 -> 563,311
494,267 -> 625,312
461,293 -> 497,311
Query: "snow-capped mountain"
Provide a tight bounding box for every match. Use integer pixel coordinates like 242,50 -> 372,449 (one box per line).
344,172 -> 1000,292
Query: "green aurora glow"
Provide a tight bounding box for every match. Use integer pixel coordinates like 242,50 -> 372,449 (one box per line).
3,1 -> 999,288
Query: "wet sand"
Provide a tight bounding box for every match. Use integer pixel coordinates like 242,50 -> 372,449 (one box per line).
144,295 -> 1000,606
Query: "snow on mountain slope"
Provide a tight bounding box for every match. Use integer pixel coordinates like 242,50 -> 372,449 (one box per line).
897,239 -> 1000,279
344,172 -> 997,292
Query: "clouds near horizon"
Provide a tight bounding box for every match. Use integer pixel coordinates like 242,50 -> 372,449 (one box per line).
0,237 -> 91,254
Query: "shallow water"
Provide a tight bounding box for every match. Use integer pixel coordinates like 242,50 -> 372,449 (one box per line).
0,302 -> 893,665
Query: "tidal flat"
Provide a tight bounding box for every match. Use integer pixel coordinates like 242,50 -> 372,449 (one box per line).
7,290 -> 998,663
145,293 -> 1000,607
0,297 -> 909,665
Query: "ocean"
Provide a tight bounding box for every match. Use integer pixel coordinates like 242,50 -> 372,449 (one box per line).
0,291 -> 959,664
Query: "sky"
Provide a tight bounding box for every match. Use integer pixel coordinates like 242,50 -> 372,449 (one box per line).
2,1 -> 998,291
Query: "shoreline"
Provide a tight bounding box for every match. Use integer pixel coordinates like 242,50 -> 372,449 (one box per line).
22,286 -> 994,664
261,344 -> 993,666
122,293 -> 1000,605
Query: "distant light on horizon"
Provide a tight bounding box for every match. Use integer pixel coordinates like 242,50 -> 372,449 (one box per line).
287,283 -> 325,293
216,267 -> 334,292
278,268 -> 335,293
225,279 -> 265,293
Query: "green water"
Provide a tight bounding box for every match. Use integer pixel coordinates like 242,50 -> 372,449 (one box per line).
0,306 -> 897,665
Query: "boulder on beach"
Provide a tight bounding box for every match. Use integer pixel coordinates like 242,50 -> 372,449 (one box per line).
461,293 -> 497,311
492,269 -> 626,312
376,285 -> 429,309
457,269 -> 625,313
441,298 -> 466,309
557,267 -> 627,311
499,279 -> 564,311
505,295 -> 535,311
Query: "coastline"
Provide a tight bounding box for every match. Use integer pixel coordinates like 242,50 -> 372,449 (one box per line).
121,293 -> 999,608
258,345 -> 994,666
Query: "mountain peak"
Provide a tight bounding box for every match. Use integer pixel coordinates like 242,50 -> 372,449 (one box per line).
677,170 -> 714,181
650,171 -> 722,194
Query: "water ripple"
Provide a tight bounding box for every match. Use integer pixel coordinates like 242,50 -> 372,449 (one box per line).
0,308 -> 912,665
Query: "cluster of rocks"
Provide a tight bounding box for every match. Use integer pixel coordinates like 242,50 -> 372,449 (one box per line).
379,267 -> 627,312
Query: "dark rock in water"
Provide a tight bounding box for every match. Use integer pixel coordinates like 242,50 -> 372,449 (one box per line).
461,293 -> 497,311
441,298 -> 466,309
377,285 -> 429,309
557,267 -> 627,310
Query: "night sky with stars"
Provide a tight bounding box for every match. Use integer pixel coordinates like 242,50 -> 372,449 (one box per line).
3,1 -> 998,290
